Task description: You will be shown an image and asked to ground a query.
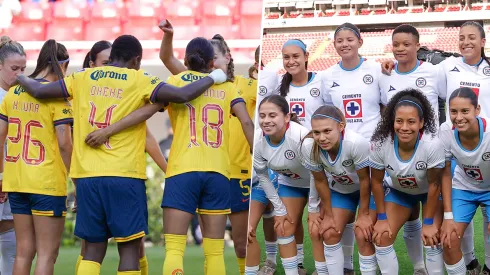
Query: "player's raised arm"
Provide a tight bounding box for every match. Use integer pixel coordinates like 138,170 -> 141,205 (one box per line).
152,69 -> 227,103
158,20 -> 187,75
231,101 -> 254,149
16,75 -> 66,99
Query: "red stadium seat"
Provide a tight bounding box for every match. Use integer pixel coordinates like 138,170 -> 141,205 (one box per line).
53,1 -> 89,23
15,1 -> 51,23
121,24 -> 161,40
6,22 -> 45,41
84,23 -> 121,41
165,2 -> 198,27
202,25 -> 240,39
46,23 -> 84,41
239,0 -> 261,39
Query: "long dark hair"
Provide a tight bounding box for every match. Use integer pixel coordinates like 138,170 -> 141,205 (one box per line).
29,39 -> 69,80
461,21 -> 490,67
185,37 -> 214,73
279,39 -> 308,97
371,88 -> 437,144
83,40 -> 112,68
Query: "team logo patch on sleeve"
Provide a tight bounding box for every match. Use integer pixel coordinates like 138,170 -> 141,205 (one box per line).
416,161 -> 427,170
259,86 -> 267,96
310,88 -> 320,97
363,74 -> 373,84
415,77 -> 427,88
483,66 -> 490,76
284,150 -> 296,160
482,152 -> 490,161
464,167 -> 483,181
290,101 -> 305,118
397,177 -> 418,189
343,98 -> 363,118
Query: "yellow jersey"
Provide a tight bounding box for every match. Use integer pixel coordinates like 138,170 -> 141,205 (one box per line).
166,70 -> 244,178
60,66 -> 164,179
0,83 -> 73,196
229,75 -> 257,179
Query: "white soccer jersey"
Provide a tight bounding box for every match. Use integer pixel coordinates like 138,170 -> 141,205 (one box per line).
440,57 -> 490,119
439,118 -> 490,191
379,61 -> 447,123
257,66 -> 281,103
369,134 -> 445,195
319,59 -> 383,140
283,73 -> 332,130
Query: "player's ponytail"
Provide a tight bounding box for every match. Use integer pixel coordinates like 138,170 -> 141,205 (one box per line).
211,34 -> 234,82
82,52 -> 91,69
248,64 -> 256,79
0,36 -> 25,65
461,21 -> 490,67
279,39 -> 308,97
29,39 -> 69,81
185,37 -> 214,73
372,88 -> 437,144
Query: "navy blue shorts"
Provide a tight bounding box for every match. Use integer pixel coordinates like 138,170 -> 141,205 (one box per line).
74,177 -> 148,243
230,178 -> 251,213
162,172 -> 230,215
9,192 -> 67,217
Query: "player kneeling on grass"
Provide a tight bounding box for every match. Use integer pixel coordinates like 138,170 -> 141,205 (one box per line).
300,105 -> 374,275
253,95 -> 312,275
369,88 -> 445,275
439,87 -> 490,275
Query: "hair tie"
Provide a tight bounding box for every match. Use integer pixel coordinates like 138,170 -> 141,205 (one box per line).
48,58 -> 70,64
335,27 -> 361,39
395,99 -> 423,114
311,114 -> 341,123
282,40 -> 307,52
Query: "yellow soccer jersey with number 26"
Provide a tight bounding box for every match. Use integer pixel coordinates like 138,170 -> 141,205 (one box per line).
229,75 -> 257,179
166,70 -> 244,178
60,66 -> 164,179
0,84 -> 73,196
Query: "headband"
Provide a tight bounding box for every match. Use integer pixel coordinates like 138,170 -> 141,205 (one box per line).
396,99 -> 423,114
312,114 -> 341,123
335,26 -> 361,39
282,40 -> 306,52
48,58 -> 70,64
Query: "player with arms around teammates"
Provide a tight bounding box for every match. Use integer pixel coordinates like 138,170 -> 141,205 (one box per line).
14,34 -> 228,275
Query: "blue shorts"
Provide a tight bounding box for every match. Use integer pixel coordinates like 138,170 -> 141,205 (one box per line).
230,178 -> 251,213
278,184 -> 309,198
452,188 -> 490,223
74,177 -> 148,243
369,194 -> 376,211
162,172 -> 230,215
251,169 -> 278,206
9,193 -> 67,217
331,190 -> 359,213
384,187 -> 427,209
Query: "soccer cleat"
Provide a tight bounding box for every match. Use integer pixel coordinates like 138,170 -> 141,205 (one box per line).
482,264 -> 490,275
344,268 -> 355,275
465,259 -> 481,275
298,265 -> 307,275
258,260 -> 276,275
413,268 -> 428,275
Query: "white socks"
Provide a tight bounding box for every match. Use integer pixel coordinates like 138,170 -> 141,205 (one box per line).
359,253 -> 377,275
375,244 -> 398,275
324,242 -> 344,275
282,256 -> 299,275
341,223 -> 355,270
445,257 -> 467,275
404,219 -> 425,270
461,220 -> 476,265
265,241 -> 277,264
296,244 -> 304,266
314,261 -> 329,275
482,207 -> 490,268
0,228 -> 15,275
425,246 -> 444,275
244,265 -> 259,275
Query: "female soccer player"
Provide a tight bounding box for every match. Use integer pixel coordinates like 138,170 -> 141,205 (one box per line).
75,40 -> 168,275
83,36 -> 254,275
300,105 -> 373,275
15,34 -> 227,275
253,94 -> 312,275
157,19 -> 257,274
0,39 -> 73,275
0,35 -> 26,275
382,21 -> 490,273
439,87 -> 489,275
369,88 -> 444,275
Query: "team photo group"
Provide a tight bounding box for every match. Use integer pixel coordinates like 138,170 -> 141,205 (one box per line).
249,20 -> 490,275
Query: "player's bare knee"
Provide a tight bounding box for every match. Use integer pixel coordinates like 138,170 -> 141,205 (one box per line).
276,221 -> 296,238
322,228 -> 342,244
379,231 -> 394,247
444,231 -> 462,252
354,226 -> 367,244
308,225 -> 321,241
234,245 -> 247,258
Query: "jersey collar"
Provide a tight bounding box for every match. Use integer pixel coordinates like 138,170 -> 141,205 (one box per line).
339,58 -> 365,72
394,131 -> 421,163
454,117 -> 485,152
264,122 -> 290,147
395,60 -> 421,75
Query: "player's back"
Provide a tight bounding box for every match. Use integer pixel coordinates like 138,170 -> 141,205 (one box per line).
60,66 -> 163,179
166,70 -> 242,178
229,75 -> 256,179
0,82 -> 73,196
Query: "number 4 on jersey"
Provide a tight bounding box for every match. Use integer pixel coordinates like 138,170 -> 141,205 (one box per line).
88,102 -> 117,149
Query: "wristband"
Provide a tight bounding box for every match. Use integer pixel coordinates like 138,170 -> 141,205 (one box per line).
423,218 -> 434,225
377,213 -> 387,220
444,212 -> 454,220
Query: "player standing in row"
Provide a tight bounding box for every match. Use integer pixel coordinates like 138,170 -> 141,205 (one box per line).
76,39 -> 168,275
0,36 -> 26,275
300,105 -> 374,275
84,36 -> 254,275
369,89 -> 444,275
0,39 -> 73,275
15,34 -> 228,275
156,19 -> 255,275
382,21 -> 490,274
252,95 -> 311,275
439,88 -> 490,275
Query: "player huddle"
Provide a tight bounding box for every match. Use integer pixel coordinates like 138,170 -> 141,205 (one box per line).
249,21 -> 490,275
0,19 -> 260,275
